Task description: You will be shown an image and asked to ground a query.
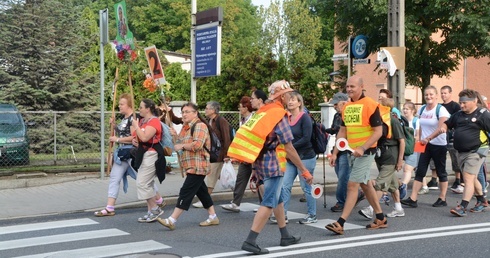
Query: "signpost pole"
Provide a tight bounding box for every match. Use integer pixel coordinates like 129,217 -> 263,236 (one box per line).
191,0 -> 197,103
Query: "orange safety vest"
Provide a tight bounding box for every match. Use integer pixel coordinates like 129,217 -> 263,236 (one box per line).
342,96 -> 379,149
228,102 -> 287,169
379,104 -> 392,139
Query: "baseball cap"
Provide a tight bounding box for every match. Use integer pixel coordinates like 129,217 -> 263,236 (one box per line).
329,92 -> 349,105
268,80 -> 294,100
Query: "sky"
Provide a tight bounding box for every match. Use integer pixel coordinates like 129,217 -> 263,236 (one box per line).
251,0 -> 272,8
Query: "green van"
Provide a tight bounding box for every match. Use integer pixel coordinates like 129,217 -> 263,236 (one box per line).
0,104 -> 29,165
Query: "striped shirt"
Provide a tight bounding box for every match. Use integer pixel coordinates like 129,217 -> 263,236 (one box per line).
178,118 -> 211,176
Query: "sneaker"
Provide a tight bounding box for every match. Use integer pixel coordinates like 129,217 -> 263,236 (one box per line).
418,186 -> 429,195
157,217 -> 175,230
450,181 -> 460,190
138,208 -> 164,223
451,185 -> 464,194
379,194 -> 390,206
253,208 -> 258,213
401,197 -> 418,208
269,216 -> 288,224
137,211 -> 152,223
299,214 -> 318,224
199,217 -> 220,226
433,198 -> 447,207
366,217 -> 388,230
399,183 -> 407,200
299,196 -> 307,202
470,201 -> 488,213
221,202 -> 240,213
450,205 -> 467,217
330,203 -> 344,212
386,208 -> 405,218
427,180 -> 439,190
192,201 -> 203,208
358,206 -> 373,219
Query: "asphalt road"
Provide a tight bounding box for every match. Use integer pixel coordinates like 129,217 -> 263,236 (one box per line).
1,190 -> 490,258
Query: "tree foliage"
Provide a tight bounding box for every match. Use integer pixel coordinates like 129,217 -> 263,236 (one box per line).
331,0 -> 490,91
0,0 -> 98,111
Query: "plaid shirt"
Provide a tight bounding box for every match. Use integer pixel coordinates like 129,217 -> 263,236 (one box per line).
253,117 -> 293,179
178,118 -> 210,176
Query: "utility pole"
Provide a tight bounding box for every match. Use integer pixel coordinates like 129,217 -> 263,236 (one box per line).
191,0 -> 197,103
99,9 -> 109,179
387,0 -> 405,110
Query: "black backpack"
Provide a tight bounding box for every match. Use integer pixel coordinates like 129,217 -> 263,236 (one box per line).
191,122 -> 221,163
310,115 -> 329,154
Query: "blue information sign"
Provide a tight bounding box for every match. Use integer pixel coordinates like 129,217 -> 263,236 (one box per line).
194,25 -> 221,77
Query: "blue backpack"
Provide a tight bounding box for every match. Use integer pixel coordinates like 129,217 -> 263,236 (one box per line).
149,117 -> 174,156
160,122 -> 174,155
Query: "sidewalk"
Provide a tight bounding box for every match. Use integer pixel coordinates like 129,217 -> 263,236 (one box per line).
0,157 -> 463,220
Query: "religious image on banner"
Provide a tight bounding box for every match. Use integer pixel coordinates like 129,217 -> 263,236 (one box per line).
114,0 -> 135,49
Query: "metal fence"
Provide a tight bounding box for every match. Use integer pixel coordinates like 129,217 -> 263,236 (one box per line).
0,110 -> 321,171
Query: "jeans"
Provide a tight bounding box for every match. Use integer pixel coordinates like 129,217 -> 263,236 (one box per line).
334,153 -> 350,206
282,157 -> 317,216
478,161 -> 487,190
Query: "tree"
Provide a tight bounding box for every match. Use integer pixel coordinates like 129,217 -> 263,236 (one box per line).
258,0 -> 326,110
0,0 -> 96,111
330,0 -> 490,91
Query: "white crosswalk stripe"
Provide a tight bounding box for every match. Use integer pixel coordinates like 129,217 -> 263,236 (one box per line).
14,240 -> 170,258
0,218 -> 170,257
0,218 -> 98,235
232,202 -> 366,231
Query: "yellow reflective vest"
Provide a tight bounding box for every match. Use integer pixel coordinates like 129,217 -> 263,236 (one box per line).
342,96 -> 379,149
228,102 -> 287,170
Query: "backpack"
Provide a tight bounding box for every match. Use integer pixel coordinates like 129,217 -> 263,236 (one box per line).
398,114 -> 415,156
148,118 -> 174,156
191,122 -> 221,163
310,115 -> 329,154
216,115 -> 234,142
419,104 -> 442,119
159,122 -> 174,156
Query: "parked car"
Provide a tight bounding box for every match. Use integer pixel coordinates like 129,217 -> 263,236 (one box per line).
0,104 -> 29,166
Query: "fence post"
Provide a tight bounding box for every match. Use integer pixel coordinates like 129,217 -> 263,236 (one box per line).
53,111 -> 57,165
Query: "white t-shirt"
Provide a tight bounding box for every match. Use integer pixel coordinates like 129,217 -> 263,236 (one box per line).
408,117 -> 420,138
418,105 -> 450,146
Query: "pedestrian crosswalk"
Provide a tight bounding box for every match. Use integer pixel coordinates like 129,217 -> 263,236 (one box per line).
228,202 -> 365,231
0,218 -> 170,258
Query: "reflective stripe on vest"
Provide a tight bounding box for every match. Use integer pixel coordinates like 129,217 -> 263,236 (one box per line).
342,97 -> 379,149
276,144 -> 287,172
227,103 -> 286,163
379,104 -> 392,139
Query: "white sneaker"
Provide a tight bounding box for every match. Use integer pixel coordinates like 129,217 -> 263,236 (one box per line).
386,208 -> 405,218
358,206 -> 373,219
418,186 -> 429,195
451,185 -> 464,194
221,202 -> 240,212
192,201 -> 203,208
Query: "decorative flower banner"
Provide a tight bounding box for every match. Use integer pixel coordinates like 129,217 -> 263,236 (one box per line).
114,0 -> 135,50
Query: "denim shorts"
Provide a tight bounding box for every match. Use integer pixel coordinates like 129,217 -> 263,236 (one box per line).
261,176 -> 284,208
404,152 -> 419,168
